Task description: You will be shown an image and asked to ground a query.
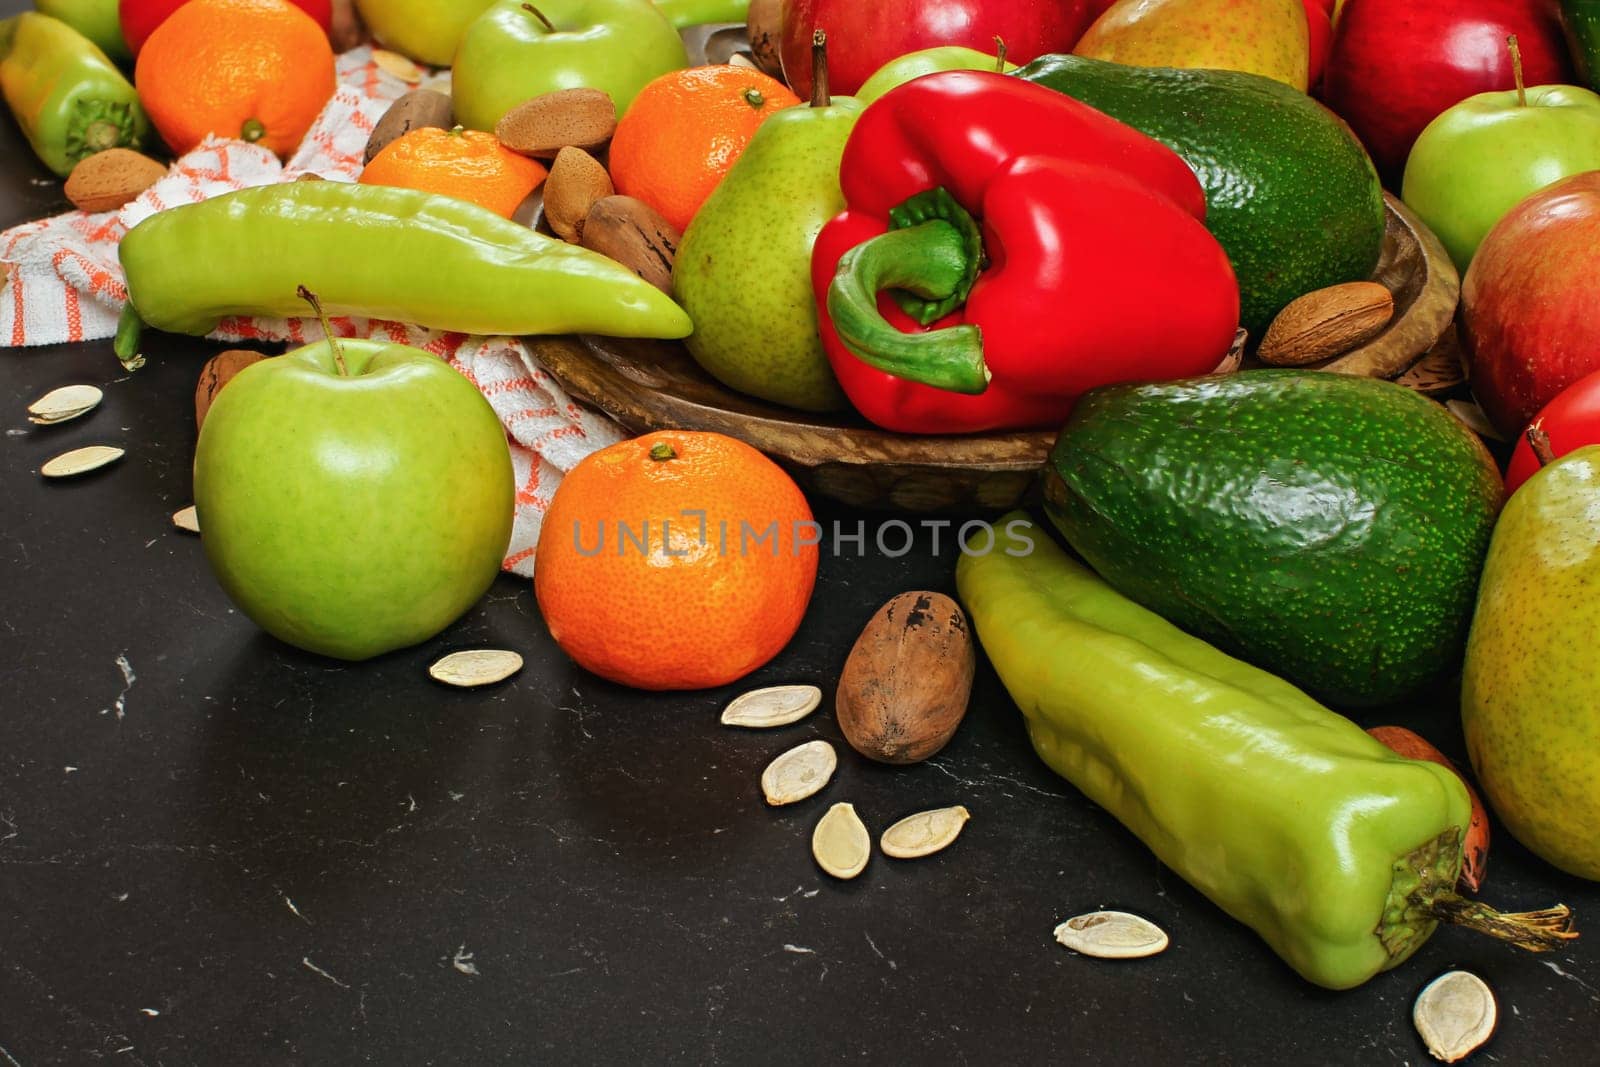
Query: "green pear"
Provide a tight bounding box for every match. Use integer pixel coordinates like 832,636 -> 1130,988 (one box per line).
671,84 -> 862,412
1461,443 -> 1600,880
1074,0 -> 1310,92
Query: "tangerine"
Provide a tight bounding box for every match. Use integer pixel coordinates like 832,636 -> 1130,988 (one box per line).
361,126 -> 547,218
534,431 -> 819,691
607,65 -> 800,233
135,0 -> 336,158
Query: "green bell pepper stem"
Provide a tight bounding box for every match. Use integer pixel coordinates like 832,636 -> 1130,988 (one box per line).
826,187 -> 989,394
113,302 -> 144,370
652,0 -> 749,29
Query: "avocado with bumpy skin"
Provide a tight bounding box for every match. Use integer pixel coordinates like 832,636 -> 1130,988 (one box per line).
1017,54 -> 1385,336
1043,371 -> 1504,708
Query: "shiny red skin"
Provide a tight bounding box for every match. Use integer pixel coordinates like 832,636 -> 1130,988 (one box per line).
120,0 -> 334,54
777,0 -> 1095,99
1505,368 -> 1600,493
1462,172 -> 1600,440
809,71 -> 1240,435
1305,0 -> 1332,85
1322,0 -> 1572,183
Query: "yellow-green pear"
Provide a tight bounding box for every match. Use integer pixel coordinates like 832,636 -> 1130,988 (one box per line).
1462,443 -> 1600,880
671,76 -> 860,412
1074,0 -> 1310,92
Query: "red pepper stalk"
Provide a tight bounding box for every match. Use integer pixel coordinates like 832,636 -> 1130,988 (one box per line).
809,70 -> 1242,435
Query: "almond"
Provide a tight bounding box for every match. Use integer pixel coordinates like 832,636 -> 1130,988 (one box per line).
579,195 -> 680,294
195,350 -> 267,431
543,147 -> 614,242
64,149 -> 166,214
1257,282 -> 1395,366
495,88 -> 616,160
365,89 -> 453,164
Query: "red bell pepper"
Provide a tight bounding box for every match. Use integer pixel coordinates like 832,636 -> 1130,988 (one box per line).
809,70 -> 1241,435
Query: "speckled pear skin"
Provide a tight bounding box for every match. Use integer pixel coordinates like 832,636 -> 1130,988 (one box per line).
1074,0 -> 1311,92
1462,445 -> 1600,881
672,97 -> 863,413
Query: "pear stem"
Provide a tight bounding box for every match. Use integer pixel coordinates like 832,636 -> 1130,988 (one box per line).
297,285 -> 347,377
810,30 -> 829,108
1509,34 -> 1527,107
994,35 -> 1008,72
1527,425 -> 1557,467
522,2 -> 555,32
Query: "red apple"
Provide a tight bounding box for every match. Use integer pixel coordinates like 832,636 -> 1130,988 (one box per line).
777,0 -> 1095,100
1505,367 -> 1600,493
1322,0 -> 1572,183
1462,171 -> 1600,438
1305,0 -> 1332,86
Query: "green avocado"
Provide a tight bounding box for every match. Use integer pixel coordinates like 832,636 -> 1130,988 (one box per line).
1042,371 -> 1505,708
1017,55 -> 1386,336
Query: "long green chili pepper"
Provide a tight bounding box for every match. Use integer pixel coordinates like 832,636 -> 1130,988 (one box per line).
116,181 -> 694,361
0,12 -> 148,177
956,514 -> 1578,991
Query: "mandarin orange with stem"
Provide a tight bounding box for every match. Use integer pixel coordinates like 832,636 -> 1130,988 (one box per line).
534,431 -> 819,691
607,66 -> 800,233
135,0 -> 336,158
361,126 -> 547,218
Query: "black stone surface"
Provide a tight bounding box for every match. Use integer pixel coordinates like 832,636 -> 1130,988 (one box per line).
2,10 -> 1598,1063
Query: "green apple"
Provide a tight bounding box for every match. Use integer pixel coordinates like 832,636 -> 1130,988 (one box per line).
451,0 -> 689,131
856,46 -> 1017,104
354,0 -> 496,66
1461,443 -> 1600,880
193,338 -> 515,661
1402,83 -> 1600,272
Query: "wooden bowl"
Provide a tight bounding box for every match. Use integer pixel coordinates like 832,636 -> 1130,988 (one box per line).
538,195 -> 1458,513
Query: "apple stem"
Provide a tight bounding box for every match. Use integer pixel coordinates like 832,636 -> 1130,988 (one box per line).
1527,425 -> 1557,467
810,30 -> 829,108
521,2 -> 555,33
994,35 -> 1008,72
1509,34 -> 1527,107
297,285 -> 348,377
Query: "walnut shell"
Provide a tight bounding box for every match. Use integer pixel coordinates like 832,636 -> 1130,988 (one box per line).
835,592 -> 974,765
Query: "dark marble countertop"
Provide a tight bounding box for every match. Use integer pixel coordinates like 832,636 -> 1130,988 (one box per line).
3,7 -> 1597,1062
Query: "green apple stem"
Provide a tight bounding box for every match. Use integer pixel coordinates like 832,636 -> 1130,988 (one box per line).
521,2 -> 555,32
1508,34 -> 1527,107
297,285 -> 348,377
810,30 -> 829,108
994,35 -> 1008,72
1527,425 -> 1557,466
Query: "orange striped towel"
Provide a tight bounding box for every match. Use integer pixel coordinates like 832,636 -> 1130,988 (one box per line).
0,47 -> 625,576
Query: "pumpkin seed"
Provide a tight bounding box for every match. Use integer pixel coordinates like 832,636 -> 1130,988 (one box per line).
812,802 -> 870,880
880,805 -> 970,859
171,505 -> 200,534
1053,911 -> 1169,959
372,49 -> 423,84
428,649 -> 524,688
1413,970 -> 1497,1063
40,445 -> 123,478
760,739 -> 836,806
28,384 -> 102,425
721,684 -> 822,728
